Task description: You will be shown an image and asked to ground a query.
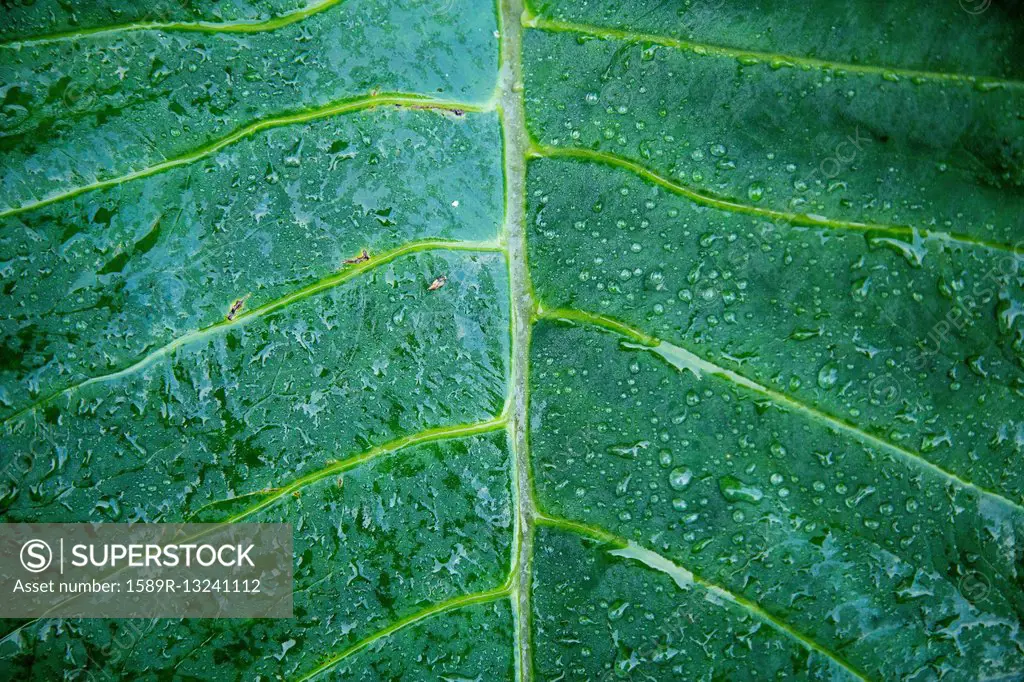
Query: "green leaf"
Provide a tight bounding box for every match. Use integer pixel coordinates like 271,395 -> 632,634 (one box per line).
2,0 -> 1022,679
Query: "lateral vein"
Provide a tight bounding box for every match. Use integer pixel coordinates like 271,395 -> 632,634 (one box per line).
296,582 -> 514,681
535,514 -> 873,682
1,239 -> 503,426
529,146 -> 1024,256
0,94 -> 490,221
1,0 -> 345,48
208,415 -> 508,523
525,15 -> 1024,90
534,306 -> 1024,514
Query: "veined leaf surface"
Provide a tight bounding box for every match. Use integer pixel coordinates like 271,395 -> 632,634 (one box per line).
1,0 -> 1022,679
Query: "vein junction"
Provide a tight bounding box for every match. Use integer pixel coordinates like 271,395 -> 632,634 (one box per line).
241,407 -> 868,682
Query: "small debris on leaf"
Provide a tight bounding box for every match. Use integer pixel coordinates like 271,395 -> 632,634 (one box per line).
226,294 -> 250,321
427,275 -> 448,291
343,248 -> 370,265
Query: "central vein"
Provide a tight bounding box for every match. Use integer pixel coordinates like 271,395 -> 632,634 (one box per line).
496,0 -> 535,679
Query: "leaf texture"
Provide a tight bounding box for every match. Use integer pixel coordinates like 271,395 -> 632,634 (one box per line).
1,0 -> 1022,679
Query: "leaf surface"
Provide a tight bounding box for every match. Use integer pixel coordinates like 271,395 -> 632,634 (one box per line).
1,0 -> 1022,680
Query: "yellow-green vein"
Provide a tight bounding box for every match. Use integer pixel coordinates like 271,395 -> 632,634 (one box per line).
534,306 -> 1024,514
296,581 -> 514,681
219,414 -> 509,524
524,14 -> 1024,90
1,239 -> 503,427
529,145 -> 1024,256
535,514 -> 873,682
0,94 -> 490,221
1,0 -> 345,48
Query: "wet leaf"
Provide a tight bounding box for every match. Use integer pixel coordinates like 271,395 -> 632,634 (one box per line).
2,0 -> 1023,679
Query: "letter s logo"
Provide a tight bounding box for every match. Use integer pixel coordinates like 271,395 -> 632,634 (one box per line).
20,539 -> 52,573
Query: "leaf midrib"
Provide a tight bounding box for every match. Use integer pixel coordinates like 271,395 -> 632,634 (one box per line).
495,0 -> 537,678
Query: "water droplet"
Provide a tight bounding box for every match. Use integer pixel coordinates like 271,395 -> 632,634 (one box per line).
669,467 -> 693,491
719,476 -> 764,503
817,363 -> 839,389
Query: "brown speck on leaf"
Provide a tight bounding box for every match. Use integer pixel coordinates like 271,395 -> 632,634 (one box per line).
427,275 -> 448,291
226,294 -> 250,321
344,248 -> 370,265
452,109 -> 464,116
